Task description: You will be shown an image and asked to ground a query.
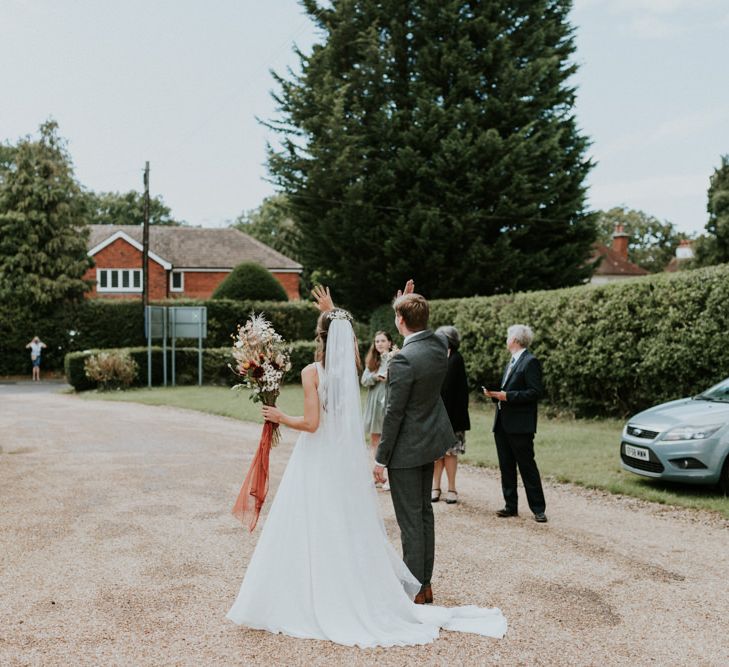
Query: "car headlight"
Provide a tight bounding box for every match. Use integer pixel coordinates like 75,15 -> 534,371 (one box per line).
661,424 -> 724,441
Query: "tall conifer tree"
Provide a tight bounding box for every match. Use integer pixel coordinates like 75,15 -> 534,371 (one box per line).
268,0 -> 594,311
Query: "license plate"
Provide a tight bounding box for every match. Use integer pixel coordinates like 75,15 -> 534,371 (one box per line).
624,444 -> 650,461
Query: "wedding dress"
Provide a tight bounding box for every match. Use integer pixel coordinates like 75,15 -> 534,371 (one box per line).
226,316 -> 507,647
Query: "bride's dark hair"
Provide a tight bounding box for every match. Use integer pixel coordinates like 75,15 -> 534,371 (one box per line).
315,311 -> 361,371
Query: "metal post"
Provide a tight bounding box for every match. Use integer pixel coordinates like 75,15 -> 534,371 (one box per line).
171,311 -> 176,387
162,307 -> 168,387
198,312 -> 203,386
142,162 -> 150,307
146,306 -> 152,388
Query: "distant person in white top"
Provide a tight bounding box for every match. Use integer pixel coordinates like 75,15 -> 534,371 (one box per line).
26,336 -> 47,381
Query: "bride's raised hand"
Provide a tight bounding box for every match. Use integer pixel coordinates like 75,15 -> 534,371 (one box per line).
311,284 -> 335,312
396,279 -> 415,298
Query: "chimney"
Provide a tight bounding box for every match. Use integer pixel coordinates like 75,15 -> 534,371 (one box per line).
612,224 -> 629,261
676,239 -> 694,260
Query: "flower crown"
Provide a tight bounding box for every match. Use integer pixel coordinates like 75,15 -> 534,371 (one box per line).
327,309 -> 353,322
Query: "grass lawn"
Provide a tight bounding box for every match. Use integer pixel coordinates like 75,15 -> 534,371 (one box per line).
81,385 -> 729,518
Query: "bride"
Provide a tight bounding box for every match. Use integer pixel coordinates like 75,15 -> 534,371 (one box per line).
226,287 -> 507,647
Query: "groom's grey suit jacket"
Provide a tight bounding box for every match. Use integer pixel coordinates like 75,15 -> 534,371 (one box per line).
376,329 -> 455,469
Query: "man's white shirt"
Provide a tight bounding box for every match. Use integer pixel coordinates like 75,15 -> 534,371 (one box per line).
504,347 -> 526,383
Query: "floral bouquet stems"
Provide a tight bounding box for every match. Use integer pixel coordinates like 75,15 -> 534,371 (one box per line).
230,314 -> 291,532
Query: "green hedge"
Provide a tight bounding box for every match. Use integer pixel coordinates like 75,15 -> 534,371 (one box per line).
1,298 -> 319,376
65,341 -> 319,391
176,298 -> 318,346
427,265 -> 729,417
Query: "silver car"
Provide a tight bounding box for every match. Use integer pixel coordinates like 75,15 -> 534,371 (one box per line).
620,377 -> 729,494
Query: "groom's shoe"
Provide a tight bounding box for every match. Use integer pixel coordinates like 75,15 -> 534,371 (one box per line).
533,512 -> 548,523
496,508 -> 518,518
414,586 -> 433,605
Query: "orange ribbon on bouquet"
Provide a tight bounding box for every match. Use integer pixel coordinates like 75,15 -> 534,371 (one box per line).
232,420 -> 279,532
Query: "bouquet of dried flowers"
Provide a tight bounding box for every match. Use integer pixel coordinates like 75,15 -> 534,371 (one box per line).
230,313 -> 291,531
230,313 -> 292,412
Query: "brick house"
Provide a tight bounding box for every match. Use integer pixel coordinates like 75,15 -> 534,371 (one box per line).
84,225 -> 303,300
589,224 -> 649,284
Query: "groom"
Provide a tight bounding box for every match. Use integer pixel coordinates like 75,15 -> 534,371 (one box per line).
373,283 -> 455,605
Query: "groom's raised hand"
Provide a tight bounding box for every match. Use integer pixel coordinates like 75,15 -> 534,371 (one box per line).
395,279 -> 415,299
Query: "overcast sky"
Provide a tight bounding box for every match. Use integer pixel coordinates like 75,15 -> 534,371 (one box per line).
2,0 -> 727,234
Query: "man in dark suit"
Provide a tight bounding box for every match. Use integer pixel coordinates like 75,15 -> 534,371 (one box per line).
374,286 -> 455,605
484,324 -> 547,523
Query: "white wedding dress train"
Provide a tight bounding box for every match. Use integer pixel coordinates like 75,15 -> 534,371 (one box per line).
227,324 -> 506,647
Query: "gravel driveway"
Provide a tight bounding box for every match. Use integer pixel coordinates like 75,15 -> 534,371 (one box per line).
1,391 -> 728,666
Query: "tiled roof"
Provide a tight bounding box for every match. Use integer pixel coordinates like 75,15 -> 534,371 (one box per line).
590,244 -> 649,277
88,225 -> 302,271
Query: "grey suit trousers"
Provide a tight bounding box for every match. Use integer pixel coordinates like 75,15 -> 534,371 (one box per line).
387,462 -> 435,587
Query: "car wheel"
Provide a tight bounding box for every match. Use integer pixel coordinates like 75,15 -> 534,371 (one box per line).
720,457 -> 729,496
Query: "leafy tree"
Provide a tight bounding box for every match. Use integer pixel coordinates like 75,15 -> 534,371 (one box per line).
211,262 -> 288,301
595,207 -> 685,273
233,194 -> 300,259
693,155 -> 729,267
266,0 -> 595,312
0,143 -> 15,182
0,121 -> 91,308
85,190 -> 182,226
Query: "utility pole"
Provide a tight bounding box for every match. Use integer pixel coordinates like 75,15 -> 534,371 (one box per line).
142,161 -> 150,307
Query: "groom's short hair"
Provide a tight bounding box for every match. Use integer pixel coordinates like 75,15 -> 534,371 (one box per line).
394,294 -> 429,331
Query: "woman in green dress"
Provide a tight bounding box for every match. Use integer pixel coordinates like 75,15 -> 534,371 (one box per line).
361,331 -> 396,486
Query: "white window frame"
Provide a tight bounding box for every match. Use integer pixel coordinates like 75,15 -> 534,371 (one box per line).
97,268 -> 143,293
170,270 -> 184,292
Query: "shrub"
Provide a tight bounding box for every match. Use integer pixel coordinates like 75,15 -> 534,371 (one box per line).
212,262 -> 288,301
84,350 -> 138,390
429,265 -> 729,417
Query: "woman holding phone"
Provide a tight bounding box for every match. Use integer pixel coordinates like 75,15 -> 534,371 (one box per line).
432,326 -> 470,504
361,330 -> 397,488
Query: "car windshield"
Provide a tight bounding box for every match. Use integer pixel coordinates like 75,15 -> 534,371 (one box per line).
695,378 -> 729,402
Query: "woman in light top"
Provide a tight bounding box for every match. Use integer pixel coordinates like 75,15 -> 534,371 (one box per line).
26,336 -> 47,381
361,331 -> 396,486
